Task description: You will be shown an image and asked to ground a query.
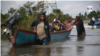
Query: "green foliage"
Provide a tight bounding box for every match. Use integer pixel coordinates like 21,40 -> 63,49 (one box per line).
24,1 -> 35,16
53,9 -> 63,17
8,8 -> 16,14
61,14 -> 69,23
1,13 -> 9,23
17,7 -> 27,19
79,10 -> 100,20
46,13 -> 56,22
13,13 -> 38,30
36,1 -> 45,12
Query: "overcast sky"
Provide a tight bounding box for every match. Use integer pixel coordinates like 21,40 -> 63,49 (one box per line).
1,1 -> 100,18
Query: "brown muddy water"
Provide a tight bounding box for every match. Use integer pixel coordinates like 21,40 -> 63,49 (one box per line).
1,28 -> 100,56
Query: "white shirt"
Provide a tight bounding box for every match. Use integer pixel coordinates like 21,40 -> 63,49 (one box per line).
92,17 -> 95,21
37,21 -> 47,39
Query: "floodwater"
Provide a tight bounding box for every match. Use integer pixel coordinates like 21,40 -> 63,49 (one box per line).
1,28 -> 100,56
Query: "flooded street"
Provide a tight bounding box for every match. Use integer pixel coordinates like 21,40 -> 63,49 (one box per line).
1,28 -> 100,56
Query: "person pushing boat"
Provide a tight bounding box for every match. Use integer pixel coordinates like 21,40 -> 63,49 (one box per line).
71,15 -> 86,36
30,12 -> 50,45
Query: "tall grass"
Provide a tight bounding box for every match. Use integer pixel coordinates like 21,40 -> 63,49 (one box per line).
14,13 -> 38,30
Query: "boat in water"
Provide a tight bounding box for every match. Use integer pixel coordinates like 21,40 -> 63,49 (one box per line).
89,22 -> 100,28
89,15 -> 100,28
6,22 -> 73,46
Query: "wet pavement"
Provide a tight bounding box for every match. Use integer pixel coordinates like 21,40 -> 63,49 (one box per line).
1,28 -> 100,56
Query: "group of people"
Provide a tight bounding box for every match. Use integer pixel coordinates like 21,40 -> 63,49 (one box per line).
30,12 -> 86,45
1,11 -> 87,47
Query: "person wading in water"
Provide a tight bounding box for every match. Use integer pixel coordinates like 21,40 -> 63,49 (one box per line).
71,15 -> 86,36
30,12 -> 50,45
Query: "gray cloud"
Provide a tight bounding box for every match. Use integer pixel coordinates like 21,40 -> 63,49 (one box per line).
58,0 -> 100,17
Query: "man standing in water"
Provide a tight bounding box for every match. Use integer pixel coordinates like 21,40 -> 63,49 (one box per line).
30,12 -> 50,45
71,15 -> 86,36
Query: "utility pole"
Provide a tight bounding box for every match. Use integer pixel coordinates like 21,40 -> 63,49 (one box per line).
36,0 -> 39,13
49,0 -> 57,9
55,0 -> 57,9
44,0 -> 57,15
37,0 -> 57,14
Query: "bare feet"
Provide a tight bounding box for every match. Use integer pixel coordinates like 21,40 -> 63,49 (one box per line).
82,32 -> 86,35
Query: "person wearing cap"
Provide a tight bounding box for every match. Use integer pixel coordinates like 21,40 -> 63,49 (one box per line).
71,15 -> 86,36
54,17 -> 65,31
53,18 -> 57,27
50,18 -> 57,32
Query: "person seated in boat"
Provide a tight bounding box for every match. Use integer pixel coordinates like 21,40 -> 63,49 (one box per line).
50,18 -> 57,32
68,16 -> 74,23
96,15 -> 100,22
71,15 -> 86,36
91,16 -> 95,23
52,17 -> 65,31
30,12 -> 50,45
96,16 -> 98,22
88,17 -> 95,28
65,16 -> 74,25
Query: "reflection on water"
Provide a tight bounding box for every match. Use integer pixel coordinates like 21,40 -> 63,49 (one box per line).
8,47 -> 16,56
1,28 -> 100,56
8,47 -> 50,56
77,35 -> 85,41
77,35 -> 85,56
4,45 -> 100,56
1,40 -> 12,55
77,46 -> 84,56
35,48 -> 50,56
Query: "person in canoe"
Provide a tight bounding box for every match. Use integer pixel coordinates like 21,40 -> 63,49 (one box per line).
71,15 -> 86,36
51,17 -> 65,31
88,17 -> 95,28
68,16 -> 74,23
30,12 -> 50,45
65,16 -> 74,24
